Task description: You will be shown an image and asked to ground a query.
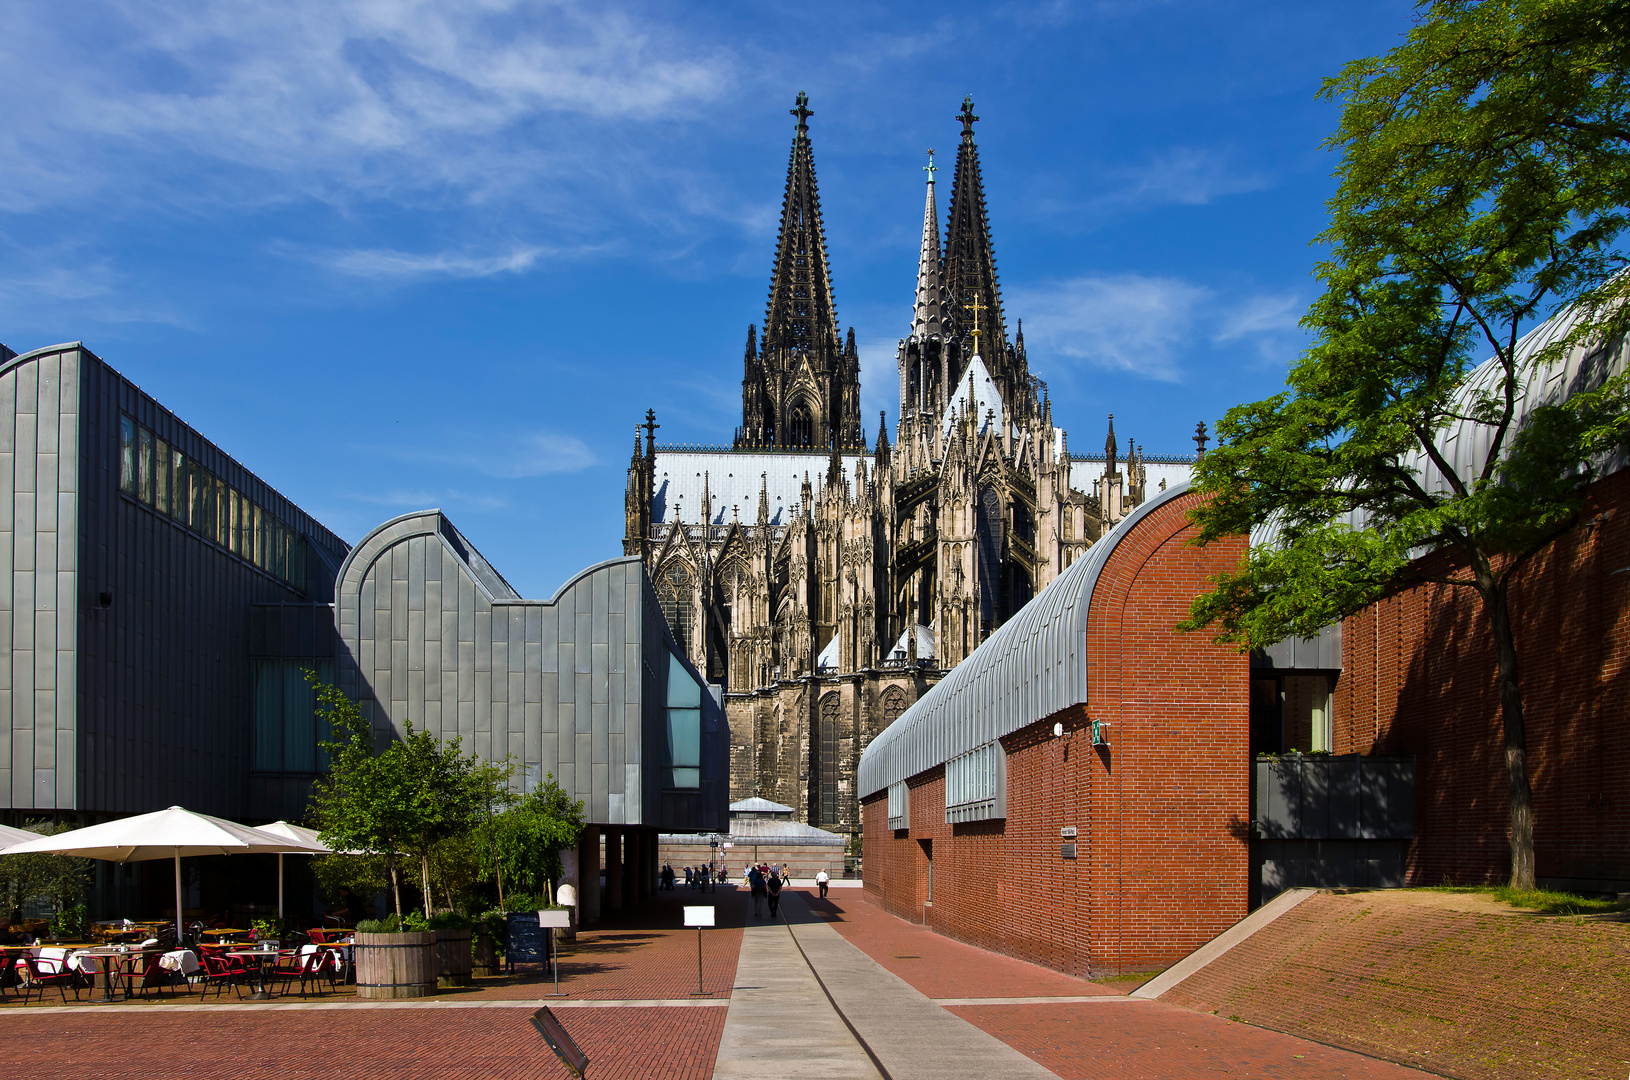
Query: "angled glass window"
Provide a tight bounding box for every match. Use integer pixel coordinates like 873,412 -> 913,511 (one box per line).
664,651 -> 703,788
119,416 -> 135,495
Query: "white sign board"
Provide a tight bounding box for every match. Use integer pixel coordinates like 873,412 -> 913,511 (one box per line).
683,906 -> 716,928
721,842 -> 733,848
537,909 -> 572,928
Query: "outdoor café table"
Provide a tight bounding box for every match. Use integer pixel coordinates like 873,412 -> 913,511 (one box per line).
225,947 -> 280,1000
68,946 -> 153,1004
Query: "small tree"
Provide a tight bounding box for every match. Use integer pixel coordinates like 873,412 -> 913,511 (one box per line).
0,823 -> 92,923
309,675 -> 509,914
482,775 -> 585,908
1184,0 -> 1630,889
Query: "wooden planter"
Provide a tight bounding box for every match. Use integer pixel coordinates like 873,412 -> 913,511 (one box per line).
472,926 -> 499,978
435,928 -> 473,987
354,932 -> 438,1000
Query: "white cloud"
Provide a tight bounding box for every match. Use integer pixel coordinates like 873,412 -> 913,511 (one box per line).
1092,147 -> 1273,213
1011,274 -> 1306,381
0,1 -> 735,214
1011,274 -> 1210,382
322,246 -> 546,280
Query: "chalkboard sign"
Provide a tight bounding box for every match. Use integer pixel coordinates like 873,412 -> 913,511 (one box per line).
506,912 -> 549,972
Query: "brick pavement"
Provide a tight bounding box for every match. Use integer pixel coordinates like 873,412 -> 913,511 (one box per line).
1160,890 -> 1630,1080
816,886 -> 1437,1080
807,887 -> 1119,999
0,1008 -> 725,1079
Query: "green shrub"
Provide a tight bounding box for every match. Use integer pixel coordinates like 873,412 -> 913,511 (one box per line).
51,903 -> 88,941
426,911 -> 472,930
355,910 -> 432,934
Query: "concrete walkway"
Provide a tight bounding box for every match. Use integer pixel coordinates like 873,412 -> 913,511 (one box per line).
713,893 -> 1060,1080
711,902 -> 882,1080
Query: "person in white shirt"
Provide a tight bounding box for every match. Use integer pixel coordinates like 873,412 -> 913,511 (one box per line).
815,869 -> 829,899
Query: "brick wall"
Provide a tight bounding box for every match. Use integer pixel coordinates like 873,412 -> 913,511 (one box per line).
1334,468 -> 1630,888
861,492 -> 1250,976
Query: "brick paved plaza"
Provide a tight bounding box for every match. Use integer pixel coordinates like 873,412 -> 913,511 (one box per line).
2,885 -> 1617,1080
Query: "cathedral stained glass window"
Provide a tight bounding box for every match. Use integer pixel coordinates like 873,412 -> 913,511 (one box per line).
656,560 -> 693,652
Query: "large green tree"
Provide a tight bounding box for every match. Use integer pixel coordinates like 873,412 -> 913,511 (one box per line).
1184,0 -> 1630,888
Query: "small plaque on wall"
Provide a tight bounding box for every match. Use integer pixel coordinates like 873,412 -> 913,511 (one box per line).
1060,826 -> 1078,839
1061,843 -> 1078,859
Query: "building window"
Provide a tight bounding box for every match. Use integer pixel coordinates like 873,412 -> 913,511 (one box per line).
655,561 -> 692,652
664,651 -> 703,789
887,781 -> 909,831
116,413 -> 311,592
945,741 -> 1006,823
1282,674 -> 1333,753
252,660 -> 335,773
819,693 -> 840,826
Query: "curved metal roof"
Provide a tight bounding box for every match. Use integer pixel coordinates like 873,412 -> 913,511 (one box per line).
856,481 -> 1193,799
1251,299 -> 1629,549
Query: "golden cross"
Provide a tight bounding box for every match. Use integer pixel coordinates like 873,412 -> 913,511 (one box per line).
965,298 -> 987,341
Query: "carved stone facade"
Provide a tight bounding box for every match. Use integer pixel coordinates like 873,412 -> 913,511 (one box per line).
622,96 -> 1193,843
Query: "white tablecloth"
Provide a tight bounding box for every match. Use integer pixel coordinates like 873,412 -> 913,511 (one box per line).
158,949 -> 199,974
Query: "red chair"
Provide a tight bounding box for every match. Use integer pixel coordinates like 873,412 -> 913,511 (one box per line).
122,951 -> 174,998
14,954 -> 80,1004
276,946 -> 329,997
198,951 -> 247,1000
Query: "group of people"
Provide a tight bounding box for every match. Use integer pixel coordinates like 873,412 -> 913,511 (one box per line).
660,863 -> 717,890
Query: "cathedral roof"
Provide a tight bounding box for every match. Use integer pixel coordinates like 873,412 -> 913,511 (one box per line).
650,448 -> 869,527
941,351 -> 1003,437
884,623 -> 935,662
857,481 -> 1193,799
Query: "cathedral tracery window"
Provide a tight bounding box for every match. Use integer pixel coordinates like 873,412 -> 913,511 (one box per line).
789,403 -> 814,448
819,693 -> 841,826
881,686 -> 908,728
655,560 -> 693,653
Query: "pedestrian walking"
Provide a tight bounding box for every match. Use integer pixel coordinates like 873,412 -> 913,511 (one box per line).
816,868 -> 829,899
749,865 -> 766,917
767,871 -> 783,919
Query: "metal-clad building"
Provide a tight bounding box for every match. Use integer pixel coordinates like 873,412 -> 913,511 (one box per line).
0,342 -> 349,821
335,512 -> 729,917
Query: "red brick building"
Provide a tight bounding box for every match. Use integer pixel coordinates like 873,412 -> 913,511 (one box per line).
857,484 -> 1250,978
1330,464 -> 1630,892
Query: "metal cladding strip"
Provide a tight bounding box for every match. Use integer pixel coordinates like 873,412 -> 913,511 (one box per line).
856,481 -> 1193,799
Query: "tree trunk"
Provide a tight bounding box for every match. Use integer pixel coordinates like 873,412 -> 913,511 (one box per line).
1483,578 -> 1536,889
388,861 -> 402,916
495,855 -> 505,912
421,852 -> 432,913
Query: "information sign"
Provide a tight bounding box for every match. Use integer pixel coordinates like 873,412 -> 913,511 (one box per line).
506,912 -> 548,972
531,1007 -> 589,1078
538,908 -> 571,928
683,906 -> 716,927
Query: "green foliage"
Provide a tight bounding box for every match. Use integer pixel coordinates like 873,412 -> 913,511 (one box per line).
480,776 -> 585,902
0,822 -> 94,922
1182,0 -> 1630,890
307,673 -> 513,913
250,917 -> 285,940
1423,884 -> 1630,915
499,892 -> 544,914
426,911 -> 472,930
311,852 -> 389,903
51,903 -> 88,941
356,910 -> 431,934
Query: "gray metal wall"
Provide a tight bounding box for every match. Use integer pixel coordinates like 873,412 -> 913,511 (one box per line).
1251,753 -> 1414,905
334,511 -> 726,832
0,342 -> 348,818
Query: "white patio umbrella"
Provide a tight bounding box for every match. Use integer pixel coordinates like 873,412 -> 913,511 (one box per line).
0,822 -> 48,849
0,806 -> 326,943
256,821 -> 332,921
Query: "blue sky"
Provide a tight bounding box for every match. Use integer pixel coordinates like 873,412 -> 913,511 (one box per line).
0,0 -> 1415,596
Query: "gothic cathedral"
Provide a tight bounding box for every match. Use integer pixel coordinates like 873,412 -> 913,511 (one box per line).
624,95 -> 1194,843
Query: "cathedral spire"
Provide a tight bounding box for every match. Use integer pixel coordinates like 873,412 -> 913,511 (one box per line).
762,92 -> 841,361
911,149 -> 945,342
738,93 -> 861,451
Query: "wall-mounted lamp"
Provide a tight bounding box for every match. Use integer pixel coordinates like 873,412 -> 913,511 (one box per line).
97,591 -> 113,609
1052,722 -> 1064,738
1090,719 -> 1112,747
